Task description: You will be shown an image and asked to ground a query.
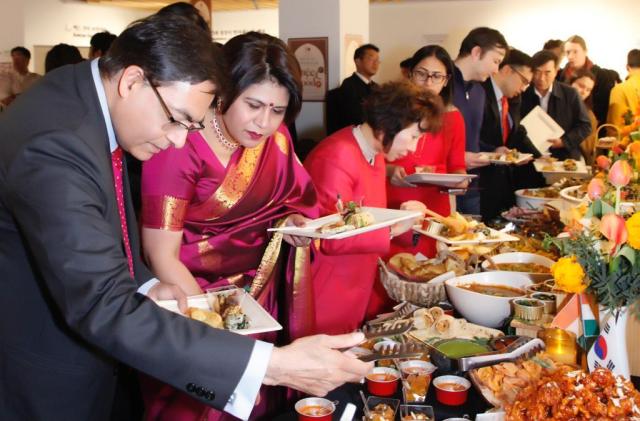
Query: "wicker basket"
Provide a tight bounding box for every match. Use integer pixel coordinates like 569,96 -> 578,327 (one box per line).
378,259 -> 449,307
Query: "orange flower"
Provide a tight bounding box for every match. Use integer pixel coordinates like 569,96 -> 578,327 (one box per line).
608,160 -> 633,187
596,155 -> 611,170
600,213 -> 628,247
628,141 -> 640,163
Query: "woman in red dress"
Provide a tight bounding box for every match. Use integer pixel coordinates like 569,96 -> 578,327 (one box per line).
304,81 -> 443,334
386,45 -> 468,258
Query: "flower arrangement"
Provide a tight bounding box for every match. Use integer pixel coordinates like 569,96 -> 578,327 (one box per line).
545,157 -> 640,315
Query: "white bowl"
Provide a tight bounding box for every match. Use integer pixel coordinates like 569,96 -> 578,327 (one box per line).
445,272 -> 532,328
481,252 -> 555,283
515,189 -> 555,210
560,185 -> 588,209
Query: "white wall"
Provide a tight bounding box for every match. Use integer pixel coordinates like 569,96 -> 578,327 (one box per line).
371,0 -> 640,83
211,9 -> 279,43
0,0 -> 148,72
0,1 -> 25,67
279,0 -> 342,141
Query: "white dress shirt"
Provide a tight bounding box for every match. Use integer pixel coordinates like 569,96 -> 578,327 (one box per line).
352,125 -> 378,165
534,85 -> 553,113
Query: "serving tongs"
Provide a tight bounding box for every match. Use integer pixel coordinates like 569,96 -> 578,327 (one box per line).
460,337 -> 546,371
362,320 -> 413,339
340,321 -> 413,353
367,301 -> 418,326
358,342 -> 425,363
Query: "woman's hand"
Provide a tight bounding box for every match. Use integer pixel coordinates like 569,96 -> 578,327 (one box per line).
387,165 -> 416,187
282,214 -> 312,247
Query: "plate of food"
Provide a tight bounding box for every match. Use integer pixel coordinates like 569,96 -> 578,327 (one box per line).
413,212 -> 519,245
483,150 -> 533,165
534,157 -> 589,176
268,200 -> 421,240
155,286 -> 282,335
403,172 -> 477,187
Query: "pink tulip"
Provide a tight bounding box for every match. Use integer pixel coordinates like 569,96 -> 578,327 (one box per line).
596,155 -> 611,170
587,178 -> 606,200
608,159 -> 633,187
600,213 -> 628,246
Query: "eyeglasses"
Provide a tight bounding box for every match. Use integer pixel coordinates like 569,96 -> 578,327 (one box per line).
147,80 -> 205,132
411,69 -> 449,84
510,65 -> 531,88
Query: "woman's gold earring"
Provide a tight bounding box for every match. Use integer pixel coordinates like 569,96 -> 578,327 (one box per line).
216,97 -> 223,113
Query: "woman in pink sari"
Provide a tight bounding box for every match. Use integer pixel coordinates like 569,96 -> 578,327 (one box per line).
141,32 -> 318,421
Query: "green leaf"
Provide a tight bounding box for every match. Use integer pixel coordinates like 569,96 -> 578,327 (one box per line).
619,245 -> 637,266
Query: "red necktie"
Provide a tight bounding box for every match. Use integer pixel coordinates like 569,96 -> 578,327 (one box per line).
501,95 -> 510,145
111,147 -> 135,278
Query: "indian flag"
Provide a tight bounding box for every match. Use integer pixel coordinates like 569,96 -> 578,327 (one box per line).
550,293 -> 599,350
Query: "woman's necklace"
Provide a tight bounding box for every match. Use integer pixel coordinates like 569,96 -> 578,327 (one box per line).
211,113 -> 239,150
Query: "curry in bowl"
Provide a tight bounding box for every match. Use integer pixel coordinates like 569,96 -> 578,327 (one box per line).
458,283 -> 525,297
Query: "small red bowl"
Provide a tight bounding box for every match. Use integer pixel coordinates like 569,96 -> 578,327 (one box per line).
366,367 -> 400,397
433,375 -> 471,406
294,397 -> 335,421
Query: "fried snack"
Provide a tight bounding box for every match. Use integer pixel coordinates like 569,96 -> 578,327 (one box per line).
563,159 -> 577,171
505,367 -> 640,420
186,307 -> 224,329
472,352 -> 557,407
318,219 -> 351,234
388,253 -> 464,283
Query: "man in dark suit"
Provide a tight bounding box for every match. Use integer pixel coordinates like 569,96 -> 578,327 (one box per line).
0,12 -> 369,421
521,49 -> 592,161
328,44 -> 379,134
478,49 -> 538,221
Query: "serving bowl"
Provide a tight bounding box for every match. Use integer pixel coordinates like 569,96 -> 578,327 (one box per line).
481,252 -> 555,283
445,272 -> 532,328
515,188 -> 556,210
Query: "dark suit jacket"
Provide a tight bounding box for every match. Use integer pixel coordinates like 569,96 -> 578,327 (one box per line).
521,81 -> 592,161
329,73 -> 374,133
478,80 -> 543,220
0,62 -> 255,421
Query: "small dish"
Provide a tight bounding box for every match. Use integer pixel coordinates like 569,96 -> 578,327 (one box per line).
295,397 -> 335,421
513,298 -> 544,321
433,375 -> 471,406
366,367 -> 400,397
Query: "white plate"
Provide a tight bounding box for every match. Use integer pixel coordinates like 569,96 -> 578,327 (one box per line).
403,172 -> 477,187
482,152 -> 533,166
267,207 -> 422,240
155,287 -> 282,335
413,225 -> 519,245
534,159 -> 589,176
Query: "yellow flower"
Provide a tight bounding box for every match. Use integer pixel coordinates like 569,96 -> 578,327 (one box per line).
626,212 -> 640,249
550,256 -> 587,293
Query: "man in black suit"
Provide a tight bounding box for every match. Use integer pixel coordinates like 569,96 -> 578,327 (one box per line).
521,49 -> 592,161
328,43 -> 379,134
0,12 -> 369,421
479,49 -> 538,221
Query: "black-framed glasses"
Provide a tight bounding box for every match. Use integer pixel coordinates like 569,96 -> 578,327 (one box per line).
510,65 -> 531,88
411,69 -> 450,84
147,80 -> 205,132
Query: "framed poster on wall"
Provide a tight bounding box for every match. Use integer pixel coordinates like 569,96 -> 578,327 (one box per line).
288,37 -> 328,102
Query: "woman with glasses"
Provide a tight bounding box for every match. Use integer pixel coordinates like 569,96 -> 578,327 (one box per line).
140,31 -> 318,421
304,81 -> 442,334
385,45 -> 468,258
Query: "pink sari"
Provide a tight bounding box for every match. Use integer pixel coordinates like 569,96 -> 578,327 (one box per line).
141,125 -> 318,420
